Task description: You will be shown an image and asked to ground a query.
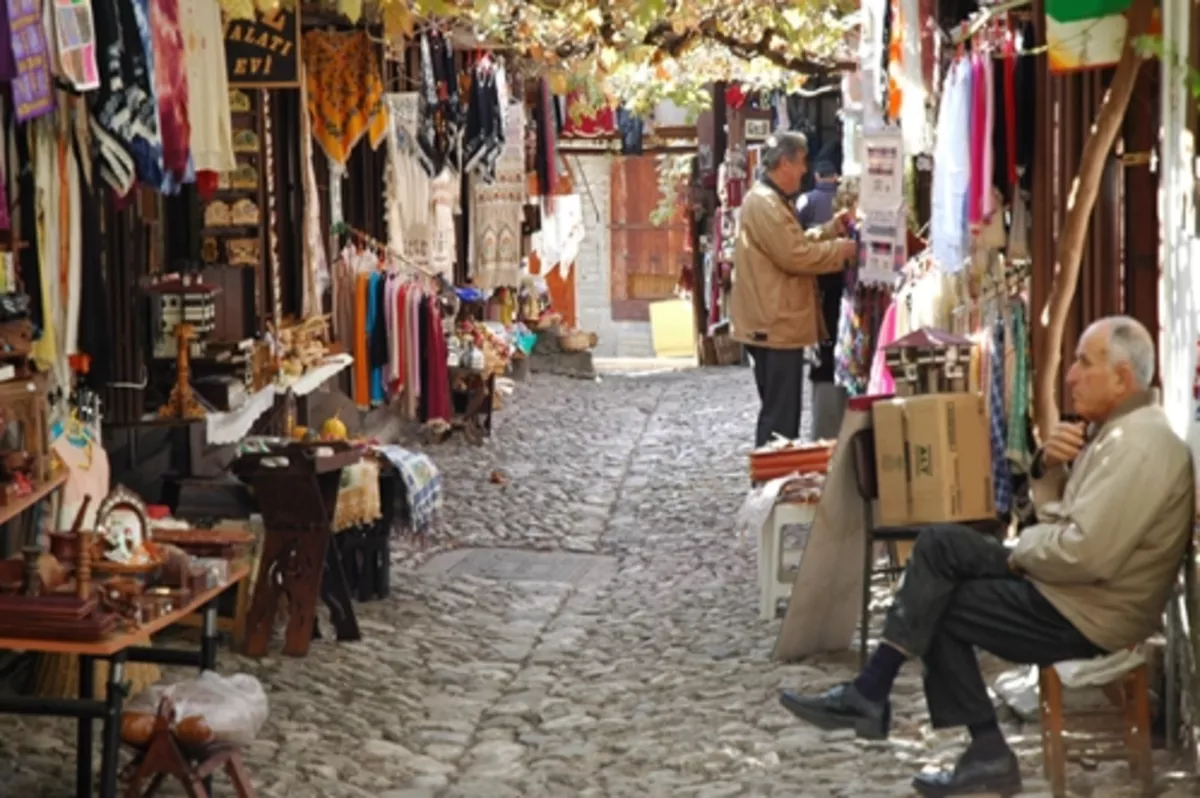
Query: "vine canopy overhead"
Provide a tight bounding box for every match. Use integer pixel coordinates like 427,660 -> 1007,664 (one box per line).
219,0 -> 857,113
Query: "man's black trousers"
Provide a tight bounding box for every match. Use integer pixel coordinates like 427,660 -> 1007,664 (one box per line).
882,525 -> 1105,729
747,345 -> 806,448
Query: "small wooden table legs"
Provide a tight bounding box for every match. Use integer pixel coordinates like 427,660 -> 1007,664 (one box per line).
237,446 -> 363,658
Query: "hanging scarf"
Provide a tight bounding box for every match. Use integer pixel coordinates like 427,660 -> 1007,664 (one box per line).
149,0 -> 191,191
1005,301 -> 1031,469
49,0 -> 100,92
302,29 -> 388,167
7,0 -> 55,121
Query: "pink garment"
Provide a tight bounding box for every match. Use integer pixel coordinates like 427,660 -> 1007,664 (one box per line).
867,301 -> 899,396
967,55 -> 987,226
981,56 -> 996,220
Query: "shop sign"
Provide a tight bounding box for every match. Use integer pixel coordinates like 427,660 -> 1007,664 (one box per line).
1045,0 -> 1161,74
225,8 -> 300,88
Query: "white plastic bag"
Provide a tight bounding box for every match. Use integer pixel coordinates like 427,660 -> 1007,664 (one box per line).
126,671 -> 269,745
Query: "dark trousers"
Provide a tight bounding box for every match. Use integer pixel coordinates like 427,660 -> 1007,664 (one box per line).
747,345 -> 806,448
882,526 -> 1105,729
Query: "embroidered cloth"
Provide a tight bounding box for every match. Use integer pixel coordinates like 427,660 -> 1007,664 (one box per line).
302,30 -> 388,166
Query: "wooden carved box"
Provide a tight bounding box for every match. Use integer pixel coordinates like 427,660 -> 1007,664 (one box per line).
883,328 -> 974,397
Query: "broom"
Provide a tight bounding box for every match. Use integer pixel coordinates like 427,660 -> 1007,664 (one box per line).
34,498 -> 161,700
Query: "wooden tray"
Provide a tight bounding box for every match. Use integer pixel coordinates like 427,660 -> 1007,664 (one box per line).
0,594 -> 98,621
150,527 -> 254,549
0,611 -> 117,641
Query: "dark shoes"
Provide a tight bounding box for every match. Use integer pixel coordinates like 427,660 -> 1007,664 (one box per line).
778,682 -> 891,741
912,745 -> 1022,797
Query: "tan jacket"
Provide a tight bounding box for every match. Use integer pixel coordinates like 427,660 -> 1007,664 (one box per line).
1012,392 -> 1195,652
729,181 -> 847,350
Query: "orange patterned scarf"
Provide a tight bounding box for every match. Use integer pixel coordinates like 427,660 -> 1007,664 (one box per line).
302,30 -> 388,166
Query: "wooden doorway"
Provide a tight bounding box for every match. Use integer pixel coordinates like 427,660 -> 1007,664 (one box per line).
609,156 -> 691,322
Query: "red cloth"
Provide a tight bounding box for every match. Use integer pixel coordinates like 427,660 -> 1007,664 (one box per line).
561,91 -> 615,138
424,298 -> 452,422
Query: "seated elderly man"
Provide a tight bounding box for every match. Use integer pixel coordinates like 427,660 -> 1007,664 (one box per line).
780,315 -> 1194,797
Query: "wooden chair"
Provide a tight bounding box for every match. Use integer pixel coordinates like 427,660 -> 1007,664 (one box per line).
122,697 -> 256,798
847,428 -> 923,665
1038,658 -> 1154,798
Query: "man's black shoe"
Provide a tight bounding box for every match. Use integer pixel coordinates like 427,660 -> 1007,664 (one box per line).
911,747 -> 1022,797
778,682 -> 890,740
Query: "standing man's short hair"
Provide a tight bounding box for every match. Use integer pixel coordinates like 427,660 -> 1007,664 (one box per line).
761,132 -> 809,171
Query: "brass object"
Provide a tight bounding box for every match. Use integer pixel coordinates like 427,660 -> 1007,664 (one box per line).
200,238 -> 220,263
226,238 -> 260,267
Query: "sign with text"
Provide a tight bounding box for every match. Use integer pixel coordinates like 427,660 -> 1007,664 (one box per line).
225,8 -> 300,88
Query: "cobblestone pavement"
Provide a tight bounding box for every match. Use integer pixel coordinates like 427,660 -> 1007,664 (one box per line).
0,369 -> 1194,796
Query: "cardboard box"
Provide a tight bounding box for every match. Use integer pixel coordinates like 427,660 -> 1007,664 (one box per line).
871,400 -> 911,526
871,394 -> 995,526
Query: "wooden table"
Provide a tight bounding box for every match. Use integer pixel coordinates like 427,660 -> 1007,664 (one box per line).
0,565 -> 249,798
233,444 -> 362,658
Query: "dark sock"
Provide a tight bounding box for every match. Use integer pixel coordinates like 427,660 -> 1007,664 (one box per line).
851,644 -> 906,703
967,719 -> 1010,758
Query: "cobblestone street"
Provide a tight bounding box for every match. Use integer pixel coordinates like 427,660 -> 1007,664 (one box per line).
0,369 -> 1191,797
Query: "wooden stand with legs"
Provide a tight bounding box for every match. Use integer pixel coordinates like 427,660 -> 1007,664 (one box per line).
122,697 -> 255,798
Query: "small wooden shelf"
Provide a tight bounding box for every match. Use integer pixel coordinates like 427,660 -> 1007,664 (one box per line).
0,468 -> 68,526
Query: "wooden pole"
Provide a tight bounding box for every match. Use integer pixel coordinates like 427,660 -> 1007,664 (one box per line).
1033,0 -> 1156,436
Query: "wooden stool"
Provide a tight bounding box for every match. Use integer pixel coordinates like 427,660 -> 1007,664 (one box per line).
1039,661 -> 1154,797
122,698 -> 256,798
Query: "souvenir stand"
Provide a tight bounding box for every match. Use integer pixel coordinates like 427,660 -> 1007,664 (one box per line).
772,0 -> 1038,661
0,481 -> 251,798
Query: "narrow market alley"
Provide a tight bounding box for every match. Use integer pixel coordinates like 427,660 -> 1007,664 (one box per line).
0,371 -> 1190,798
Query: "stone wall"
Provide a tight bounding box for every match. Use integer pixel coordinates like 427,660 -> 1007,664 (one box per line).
569,154 -> 654,358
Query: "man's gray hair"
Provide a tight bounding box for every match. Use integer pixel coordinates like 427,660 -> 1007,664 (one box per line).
1106,315 -> 1156,389
761,131 -> 809,171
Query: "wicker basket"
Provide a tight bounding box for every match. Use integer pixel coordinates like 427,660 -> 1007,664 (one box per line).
559,331 -> 596,353
531,313 -> 561,331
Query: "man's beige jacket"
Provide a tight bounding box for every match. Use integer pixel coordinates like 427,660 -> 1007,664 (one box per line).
1013,391 -> 1195,652
729,181 -> 846,350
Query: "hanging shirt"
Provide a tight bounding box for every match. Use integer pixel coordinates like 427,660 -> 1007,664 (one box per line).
180,0 -> 234,175
930,59 -> 971,272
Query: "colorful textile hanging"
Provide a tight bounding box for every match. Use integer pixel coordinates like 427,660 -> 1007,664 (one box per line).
8,0 -> 55,121
50,0 -> 99,91
302,29 -> 388,166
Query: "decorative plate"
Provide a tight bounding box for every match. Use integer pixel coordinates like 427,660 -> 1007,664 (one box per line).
203,201 -> 232,229
229,164 -> 258,190
230,198 -> 260,226
229,90 -> 251,113
232,129 -> 259,154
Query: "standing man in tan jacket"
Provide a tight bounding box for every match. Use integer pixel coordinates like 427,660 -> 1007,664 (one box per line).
730,132 -> 858,447
778,315 -> 1195,797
